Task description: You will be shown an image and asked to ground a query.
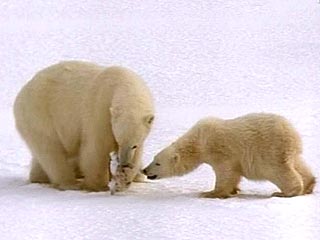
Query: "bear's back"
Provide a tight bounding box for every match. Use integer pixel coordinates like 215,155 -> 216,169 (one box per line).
14,61 -> 106,153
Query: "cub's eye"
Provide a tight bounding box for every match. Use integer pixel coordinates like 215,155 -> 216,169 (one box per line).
155,163 -> 161,166
131,145 -> 138,149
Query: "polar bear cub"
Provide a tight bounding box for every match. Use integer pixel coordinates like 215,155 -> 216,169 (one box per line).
14,61 -> 154,191
143,113 -> 315,198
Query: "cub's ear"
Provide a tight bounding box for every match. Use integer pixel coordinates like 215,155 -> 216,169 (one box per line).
173,154 -> 180,165
144,114 -> 155,126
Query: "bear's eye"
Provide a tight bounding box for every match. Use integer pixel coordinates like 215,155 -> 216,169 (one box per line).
131,145 -> 138,149
155,163 -> 161,166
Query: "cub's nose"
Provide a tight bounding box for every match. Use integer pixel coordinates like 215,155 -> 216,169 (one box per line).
142,168 -> 148,175
147,175 -> 158,180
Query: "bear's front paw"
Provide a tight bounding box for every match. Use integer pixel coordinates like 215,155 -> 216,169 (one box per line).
199,191 -> 232,199
81,180 -> 109,192
231,187 -> 241,195
53,181 -> 82,191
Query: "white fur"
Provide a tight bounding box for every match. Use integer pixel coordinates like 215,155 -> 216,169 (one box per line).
14,61 -> 154,191
144,113 -> 315,198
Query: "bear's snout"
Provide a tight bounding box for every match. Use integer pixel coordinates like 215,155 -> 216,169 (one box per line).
142,168 -> 158,180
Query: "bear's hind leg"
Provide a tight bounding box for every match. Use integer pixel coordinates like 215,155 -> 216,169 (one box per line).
267,163 -> 303,197
200,163 -> 241,198
294,158 -> 315,194
29,157 -> 49,183
33,141 -> 79,190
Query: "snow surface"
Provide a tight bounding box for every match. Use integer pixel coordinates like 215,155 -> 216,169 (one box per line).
0,0 -> 320,239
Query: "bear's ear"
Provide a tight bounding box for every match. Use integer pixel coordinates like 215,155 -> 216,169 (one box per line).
144,114 -> 155,126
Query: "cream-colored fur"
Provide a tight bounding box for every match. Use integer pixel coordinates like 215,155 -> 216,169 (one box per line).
144,113 -> 315,198
14,61 -> 154,191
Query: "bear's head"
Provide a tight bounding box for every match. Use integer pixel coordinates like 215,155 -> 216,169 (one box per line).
110,107 -> 154,167
143,143 -> 180,180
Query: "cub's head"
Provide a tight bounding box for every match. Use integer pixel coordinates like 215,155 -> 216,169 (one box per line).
110,107 -> 154,166
143,143 -> 180,180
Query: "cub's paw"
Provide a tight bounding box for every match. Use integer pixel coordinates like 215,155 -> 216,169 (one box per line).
199,191 -> 232,199
271,192 -> 300,198
304,177 -> 316,194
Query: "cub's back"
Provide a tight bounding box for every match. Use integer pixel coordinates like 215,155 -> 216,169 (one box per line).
197,113 -> 301,156
228,113 -> 301,150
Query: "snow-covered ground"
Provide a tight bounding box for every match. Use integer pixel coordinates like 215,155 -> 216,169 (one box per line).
1,0 -> 319,239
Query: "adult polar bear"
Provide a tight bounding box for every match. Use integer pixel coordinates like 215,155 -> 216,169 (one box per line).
143,113 -> 315,198
14,61 -> 154,191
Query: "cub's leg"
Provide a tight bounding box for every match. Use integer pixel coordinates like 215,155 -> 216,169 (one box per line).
29,157 -> 49,183
294,157 -> 316,194
200,162 -> 241,198
267,162 -> 303,197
